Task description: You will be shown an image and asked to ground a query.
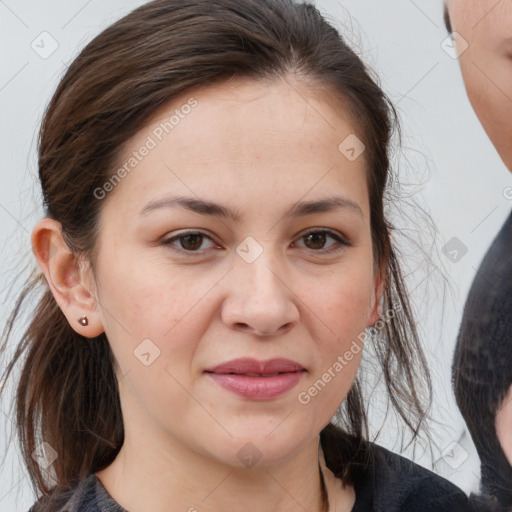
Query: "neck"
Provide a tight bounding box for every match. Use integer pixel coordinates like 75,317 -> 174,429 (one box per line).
96,427 -> 328,512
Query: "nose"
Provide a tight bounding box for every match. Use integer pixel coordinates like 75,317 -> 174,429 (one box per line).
221,254 -> 300,338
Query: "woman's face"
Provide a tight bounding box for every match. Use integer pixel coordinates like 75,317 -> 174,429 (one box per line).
446,0 -> 512,171
89,77 -> 382,468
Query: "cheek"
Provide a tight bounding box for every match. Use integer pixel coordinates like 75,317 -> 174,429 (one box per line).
458,56 -> 493,126
308,260 -> 375,371
296,274 -> 369,420
462,61 -> 512,165
313,256 -> 376,378
95,251 -> 216,371
95,260 -> 213,422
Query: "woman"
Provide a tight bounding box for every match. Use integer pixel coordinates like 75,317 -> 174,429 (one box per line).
0,1 -> 470,511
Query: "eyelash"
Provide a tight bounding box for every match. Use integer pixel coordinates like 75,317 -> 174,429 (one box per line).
161,228 -> 351,256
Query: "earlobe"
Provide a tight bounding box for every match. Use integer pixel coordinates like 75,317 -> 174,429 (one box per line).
31,217 -> 104,338
367,291 -> 382,327
367,263 -> 386,327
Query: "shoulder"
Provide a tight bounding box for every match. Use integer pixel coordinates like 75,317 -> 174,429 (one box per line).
351,442 -> 470,512
27,473 -> 105,512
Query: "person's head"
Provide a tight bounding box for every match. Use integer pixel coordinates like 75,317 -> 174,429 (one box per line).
444,0 -> 512,171
0,0 -> 432,504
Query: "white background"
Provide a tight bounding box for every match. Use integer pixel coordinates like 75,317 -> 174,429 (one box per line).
1,0 -> 511,510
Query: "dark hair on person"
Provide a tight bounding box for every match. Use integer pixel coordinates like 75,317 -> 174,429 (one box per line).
443,3 -> 452,34
0,0 -> 433,509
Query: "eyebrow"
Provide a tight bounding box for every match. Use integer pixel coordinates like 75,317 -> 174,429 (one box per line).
139,195 -> 363,220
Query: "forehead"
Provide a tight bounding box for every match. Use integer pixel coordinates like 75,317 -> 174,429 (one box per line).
138,76 -> 360,162
104,76 -> 370,219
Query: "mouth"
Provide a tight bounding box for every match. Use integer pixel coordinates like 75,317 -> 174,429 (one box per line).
204,358 -> 306,400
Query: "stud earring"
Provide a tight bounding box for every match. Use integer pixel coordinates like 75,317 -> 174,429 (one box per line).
78,316 -> 89,326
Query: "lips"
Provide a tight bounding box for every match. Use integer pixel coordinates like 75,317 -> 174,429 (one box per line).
205,357 -> 305,375
205,358 -> 306,400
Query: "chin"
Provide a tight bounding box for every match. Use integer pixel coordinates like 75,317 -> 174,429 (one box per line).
205,429 -> 313,470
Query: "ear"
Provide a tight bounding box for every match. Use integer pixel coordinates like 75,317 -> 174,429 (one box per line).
367,258 -> 386,327
31,217 -> 104,338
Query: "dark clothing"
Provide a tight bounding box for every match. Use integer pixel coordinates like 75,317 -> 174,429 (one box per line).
28,441 -> 470,512
468,493 -> 510,512
452,209 -> 512,509
348,442 -> 470,512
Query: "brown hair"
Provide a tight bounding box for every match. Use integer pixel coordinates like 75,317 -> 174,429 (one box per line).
443,2 -> 453,34
0,0 -> 432,509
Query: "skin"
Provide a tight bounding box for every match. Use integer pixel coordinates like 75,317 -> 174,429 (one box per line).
446,0 -> 512,465
496,385 -> 512,466
31,76 -> 384,512
446,0 -> 512,171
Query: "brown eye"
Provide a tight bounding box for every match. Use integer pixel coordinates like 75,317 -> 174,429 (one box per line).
303,231 -> 328,250
179,233 -> 204,251
162,231 -> 217,253
296,229 -> 350,254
